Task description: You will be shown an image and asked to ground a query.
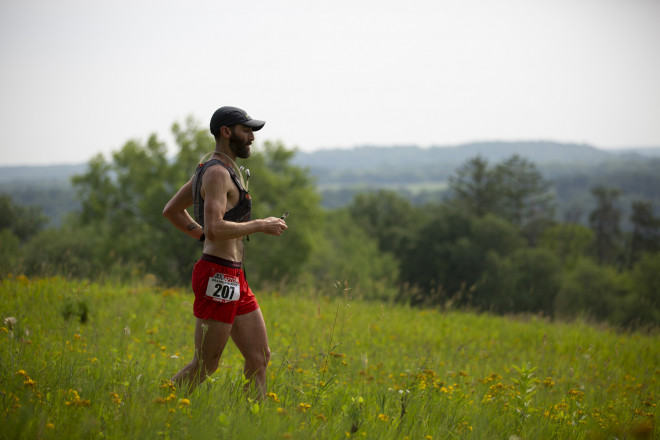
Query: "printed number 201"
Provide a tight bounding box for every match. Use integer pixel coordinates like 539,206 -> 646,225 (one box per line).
213,284 -> 235,300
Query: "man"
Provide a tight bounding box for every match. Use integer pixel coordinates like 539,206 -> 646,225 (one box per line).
162,106 -> 287,397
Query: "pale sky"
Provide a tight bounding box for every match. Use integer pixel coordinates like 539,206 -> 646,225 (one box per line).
1,0 -> 659,166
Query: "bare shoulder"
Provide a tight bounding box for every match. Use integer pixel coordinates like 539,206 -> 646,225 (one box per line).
201,163 -> 233,196
202,163 -> 232,184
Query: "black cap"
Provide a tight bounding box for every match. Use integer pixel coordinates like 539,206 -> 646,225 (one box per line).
209,106 -> 265,136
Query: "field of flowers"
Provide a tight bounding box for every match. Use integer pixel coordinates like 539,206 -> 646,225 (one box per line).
1,275 -> 658,439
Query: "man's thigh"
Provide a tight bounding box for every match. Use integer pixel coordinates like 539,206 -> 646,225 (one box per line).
195,318 -> 233,359
230,309 -> 269,359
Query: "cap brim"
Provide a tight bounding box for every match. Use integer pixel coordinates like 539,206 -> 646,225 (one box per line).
244,119 -> 265,131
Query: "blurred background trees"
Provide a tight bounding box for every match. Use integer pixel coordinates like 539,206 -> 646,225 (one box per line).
2,120 -> 658,329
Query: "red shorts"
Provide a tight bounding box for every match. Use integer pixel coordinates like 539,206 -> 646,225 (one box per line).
191,254 -> 259,324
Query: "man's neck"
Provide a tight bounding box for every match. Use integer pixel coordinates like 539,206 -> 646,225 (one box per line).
213,143 -> 236,162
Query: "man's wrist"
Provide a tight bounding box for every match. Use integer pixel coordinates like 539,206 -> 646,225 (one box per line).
198,233 -> 205,242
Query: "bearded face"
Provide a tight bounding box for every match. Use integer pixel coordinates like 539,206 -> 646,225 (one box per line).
228,126 -> 252,159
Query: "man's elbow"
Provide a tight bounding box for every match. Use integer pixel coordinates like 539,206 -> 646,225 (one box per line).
162,203 -> 175,219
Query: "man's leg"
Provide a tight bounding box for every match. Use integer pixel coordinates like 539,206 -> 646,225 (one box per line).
172,317 -> 232,393
230,308 -> 270,398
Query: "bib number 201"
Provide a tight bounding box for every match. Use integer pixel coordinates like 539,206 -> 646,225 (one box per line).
205,273 -> 240,303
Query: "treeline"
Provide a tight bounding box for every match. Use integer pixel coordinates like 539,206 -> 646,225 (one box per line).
1,121 -> 659,329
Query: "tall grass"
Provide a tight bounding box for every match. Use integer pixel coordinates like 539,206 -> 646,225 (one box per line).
1,275 -> 657,439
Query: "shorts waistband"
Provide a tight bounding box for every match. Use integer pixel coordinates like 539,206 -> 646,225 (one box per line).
200,253 -> 242,269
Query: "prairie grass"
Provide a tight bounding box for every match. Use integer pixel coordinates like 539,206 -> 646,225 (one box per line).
1,275 -> 658,439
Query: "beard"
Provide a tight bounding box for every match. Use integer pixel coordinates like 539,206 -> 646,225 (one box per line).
229,130 -> 251,159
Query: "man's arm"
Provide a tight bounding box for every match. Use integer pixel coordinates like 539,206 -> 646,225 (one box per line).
203,166 -> 287,241
162,178 -> 205,240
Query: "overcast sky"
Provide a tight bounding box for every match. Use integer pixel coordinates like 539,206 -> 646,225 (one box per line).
1,0 -> 659,166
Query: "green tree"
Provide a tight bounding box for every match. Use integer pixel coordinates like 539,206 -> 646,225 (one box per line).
588,186 -> 623,266
554,259 -> 628,322
399,208 -> 525,307
347,190 -> 420,256
240,141 -> 325,287
0,194 -> 48,242
510,248 -> 561,314
628,200 -> 660,267
626,252 -> 660,326
21,225 -> 108,280
448,156 -> 499,218
72,134 -> 188,284
448,155 -> 555,245
0,229 -> 21,277
69,119 -> 325,287
539,223 -> 593,271
306,209 -> 400,301
493,155 -> 556,244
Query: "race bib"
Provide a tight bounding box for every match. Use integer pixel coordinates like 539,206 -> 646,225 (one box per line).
205,273 -> 240,303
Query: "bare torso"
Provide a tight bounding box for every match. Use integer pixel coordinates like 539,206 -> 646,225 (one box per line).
200,162 -> 245,262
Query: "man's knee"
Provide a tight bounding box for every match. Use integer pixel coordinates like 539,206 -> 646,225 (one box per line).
196,349 -> 222,374
246,345 -> 270,370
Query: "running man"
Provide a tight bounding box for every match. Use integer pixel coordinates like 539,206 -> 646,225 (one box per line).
162,106 -> 287,396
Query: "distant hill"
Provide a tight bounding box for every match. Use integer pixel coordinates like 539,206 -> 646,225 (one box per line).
0,164 -> 87,226
1,141 -> 659,224
292,141 -> 660,173
0,163 -> 88,184
1,141 -> 658,184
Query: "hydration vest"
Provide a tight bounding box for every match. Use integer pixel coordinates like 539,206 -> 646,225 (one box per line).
191,159 -> 252,228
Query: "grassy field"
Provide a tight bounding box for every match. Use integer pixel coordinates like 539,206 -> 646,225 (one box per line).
1,275 -> 658,439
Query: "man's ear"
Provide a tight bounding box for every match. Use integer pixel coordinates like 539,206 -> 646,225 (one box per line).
220,126 -> 232,138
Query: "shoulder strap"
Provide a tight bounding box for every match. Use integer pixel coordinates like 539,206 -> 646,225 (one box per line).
191,159 -> 224,226
191,159 -> 246,226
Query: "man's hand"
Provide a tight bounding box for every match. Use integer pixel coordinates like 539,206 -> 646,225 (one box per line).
261,217 -> 288,236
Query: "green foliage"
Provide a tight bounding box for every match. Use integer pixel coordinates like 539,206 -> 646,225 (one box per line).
588,186 -> 623,265
539,223 -> 593,271
481,247 -> 561,315
554,259 -> 628,322
241,141 -> 325,287
0,229 -> 21,278
66,121 -> 328,287
306,209 -> 400,301
347,190 -> 419,255
400,208 -> 526,307
5,122 -> 659,328
511,362 -> 538,429
60,296 -> 89,323
627,253 -> 660,326
0,180 -> 79,227
448,155 -> 556,244
0,194 -> 48,242
20,224 -> 126,281
448,156 -> 499,217
628,200 -> 660,267
70,148 -> 182,284
1,277 -> 658,439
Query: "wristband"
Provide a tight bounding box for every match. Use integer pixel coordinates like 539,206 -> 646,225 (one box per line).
198,233 -> 205,242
